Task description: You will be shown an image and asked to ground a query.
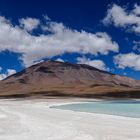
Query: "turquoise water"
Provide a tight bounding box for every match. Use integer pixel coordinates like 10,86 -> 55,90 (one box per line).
52,100 -> 140,118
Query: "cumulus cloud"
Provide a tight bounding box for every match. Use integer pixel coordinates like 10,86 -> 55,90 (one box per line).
133,41 -> 140,51
77,57 -> 107,71
114,53 -> 140,70
34,59 -> 45,64
43,15 -> 51,21
133,4 -> 140,15
19,17 -> 40,32
0,15 -> 119,67
0,74 -> 7,80
103,4 -> 140,34
7,69 -> 16,75
55,58 -> 64,62
0,68 -> 16,80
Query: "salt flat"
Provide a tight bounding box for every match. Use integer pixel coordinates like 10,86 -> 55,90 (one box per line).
0,98 -> 140,140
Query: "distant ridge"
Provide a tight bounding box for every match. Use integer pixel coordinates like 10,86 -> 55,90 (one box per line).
0,60 -> 140,98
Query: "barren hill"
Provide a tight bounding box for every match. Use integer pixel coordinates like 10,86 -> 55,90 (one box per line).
0,60 -> 140,98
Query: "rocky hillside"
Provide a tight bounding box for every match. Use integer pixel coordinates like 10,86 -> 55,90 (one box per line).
0,60 -> 140,98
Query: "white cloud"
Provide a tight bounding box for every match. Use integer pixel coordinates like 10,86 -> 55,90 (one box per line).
133,41 -> 140,51
0,16 -> 119,67
0,74 -> 7,80
103,4 -> 140,34
19,17 -> 40,32
33,59 -> 45,65
55,58 -> 64,62
7,69 -> 16,75
114,53 -> 140,70
133,4 -> 140,15
43,15 -> 51,21
0,68 -> 16,80
77,57 -> 107,71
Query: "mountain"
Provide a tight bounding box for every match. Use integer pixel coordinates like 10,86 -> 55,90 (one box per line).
0,60 -> 140,98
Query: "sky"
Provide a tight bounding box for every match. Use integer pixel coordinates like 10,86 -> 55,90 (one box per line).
0,0 -> 140,80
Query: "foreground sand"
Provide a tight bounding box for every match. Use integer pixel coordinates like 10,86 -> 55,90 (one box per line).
0,98 -> 140,140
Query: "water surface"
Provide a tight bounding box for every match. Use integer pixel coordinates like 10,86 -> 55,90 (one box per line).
52,100 -> 140,118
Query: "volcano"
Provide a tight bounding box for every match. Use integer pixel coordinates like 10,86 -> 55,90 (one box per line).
0,60 -> 140,98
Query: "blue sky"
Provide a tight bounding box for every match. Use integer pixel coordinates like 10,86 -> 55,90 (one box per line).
0,0 -> 140,80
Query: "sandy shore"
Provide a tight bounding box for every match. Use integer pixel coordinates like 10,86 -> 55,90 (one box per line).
0,98 -> 140,140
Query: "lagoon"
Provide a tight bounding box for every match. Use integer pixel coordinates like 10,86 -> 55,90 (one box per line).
52,100 -> 140,118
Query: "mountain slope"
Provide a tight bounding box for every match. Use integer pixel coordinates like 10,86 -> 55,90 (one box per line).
0,60 -> 140,98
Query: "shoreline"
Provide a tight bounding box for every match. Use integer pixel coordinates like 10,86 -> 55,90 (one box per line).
0,98 -> 140,140
48,98 -> 140,120
0,97 -> 140,119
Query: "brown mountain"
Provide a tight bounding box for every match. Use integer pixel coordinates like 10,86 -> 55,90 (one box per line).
0,60 -> 140,98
